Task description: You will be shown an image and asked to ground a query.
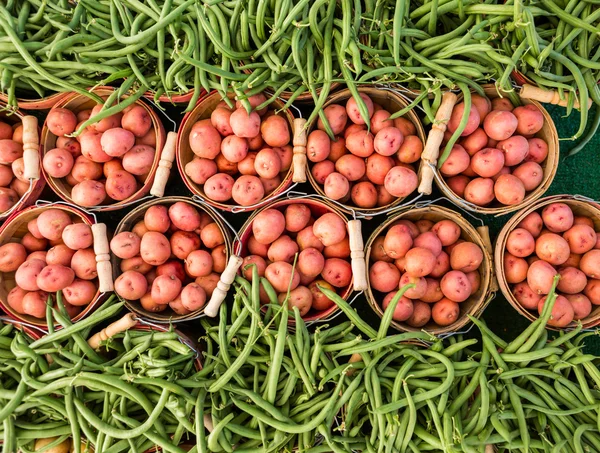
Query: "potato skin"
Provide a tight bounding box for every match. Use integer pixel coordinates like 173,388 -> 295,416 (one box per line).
321,258 -> 352,288
140,232 -> 171,266
0,243 -> 27,272
278,286 -> 313,317
382,292 -> 414,322
431,298 -> 460,326
265,261 -> 300,292
15,259 -> 46,291
369,261 -> 401,292
252,209 -> 285,245
537,294 -> 574,327
62,223 -> 93,250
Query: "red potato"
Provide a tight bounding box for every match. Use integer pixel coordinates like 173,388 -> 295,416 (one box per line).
89,105 -> 122,133
371,236 -> 391,262
15,259 -> 46,291
431,299 -> 460,326
140,292 -> 167,313
105,170 -> 137,201
370,261 -> 401,292
311,160 -> 335,185
461,128 -> 488,156
365,154 -> 394,185
80,132 -> 111,163
238,153 -> 258,176
265,261 -> 300,292
538,294 -> 574,327
449,242 -> 483,273
421,278 -> 444,303
429,250 -> 451,278
335,154 -> 365,182
497,135 -> 529,166
278,286 -> 313,317
211,108 -> 233,136
439,145 -> 470,177
374,127 -> 404,157
10,158 -> 26,183
471,148 -> 505,178
132,221 -> 149,238
235,94 -> 267,113
242,255 -> 267,281
7,287 -> 27,313
169,297 -> 191,315
563,224 -> 597,254
328,137 -> 346,162
307,130 -> 331,163
156,261 -> 185,283
506,228 -> 535,257
491,98 -> 513,112
22,291 -> 49,318
344,124 -> 365,139
37,209 -> 72,241
448,102 -> 480,136
46,108 -> 77,136
504,253 -> 528,284
221,135 -> 249,163
0,122 -> 12,140
483,110 -> 518,141
313,213 -> 346,246
71,180 -> 106,207
151,274 -> 182,305
260,175 -> 281,194
200,223 -> 225,249
324,237 -> 350,259
27,218 -> 43,239
527,260 -> 557,294
525,138 -> 548,163
322,258 -> 352,288
557,267 -> 587,294
144,205 -> 170,233
62,223 -> 93,250
203,173 -> 234,202
169,202 -> 201,232
471,95 -> 492,122
71,156 -> 103,182
260,115 -> 290,148
384,166 -> 418,198
0,243 -> 27,272
566,294 -> 592,320
215,154 -> 238,175
0,140 -> 22,164
431,220 -> 461,247
101,128 -> 135,157
252,208 -> 285,245
180,283 -> 207,311
371,110 -> 392,134
404,247 -> 436,278
121,105 -> 152,137
494,174 -> 526,206
140,232 -> 170,266
110,232 -> 141,260
122,146 -> 155,176
318,104 -> 348,135
10,179 -> 28,198
268,235 -> 299,263
346,93 -> 374,125
351,182 -> 378,208
512,162 -> 543,191
574,216 -> 595,228
585,279 -> 600,305
414,232 -> 442,257
513,105 -> 544,135
230,108 -> 261,138
71,248 -> 98,280
535,233 -> 570,265
254,148 -> 281,179
324,172 -> 350,200
382,292 -> 414,322
440,269 -> 471,302
296,226 -> 324,252
580,250 -> 600,278
491,166 -> 513,181
115,270 -> 148,300
517,211 -> 543,238
276,145 -> 293,171
189,121 -> 222,159
103,160 -> 124,178
184,250 -> 213,277
307,280 -> 334,311
21,232 -> 48,252
43,148 -> 74,178
397,135 -> 423,164
283,204 -> 310,233
399,273 -> 427,299
0,164 -> 13,186
384,226 -> 413,259
512,281 -> 542,310
392,118 -> 415,137
232,175 -> 265,206
46,245 -> 75,267
12,125 -> 23,143
406,301 -> 431,327
345,131 -> 375,158
377,185 -> 394,207
62,279 -> 97,306
542,203 -> 574,233
446,175 -> 470,198
36,265 -> 75,292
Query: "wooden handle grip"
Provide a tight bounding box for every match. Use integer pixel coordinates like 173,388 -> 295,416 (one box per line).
418,92 -> 458,195
204,254 -> 243,317
477,225 -> 499,293
22,116 -> 40,180
348,220 -> 367,291
92,223 -> 114,292
150,131 -> 177,197
88,313 -> 137,349
292,118 -> 307,183
520,84 -> 591,110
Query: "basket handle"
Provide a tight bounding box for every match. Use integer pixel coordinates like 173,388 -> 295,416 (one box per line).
348,220 -> 367,291
292,118 -> 307,183
150,131 -> 177,197
88,313 -> 137,349
204,254 -> 244,317
477,225 -> 499,293
22,116 -> 40,180
92,223 -> 114,292
418,92 -> 458,195
520,84 -> 591,110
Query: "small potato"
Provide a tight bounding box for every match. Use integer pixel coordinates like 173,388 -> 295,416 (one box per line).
307,130 -> 331,163
221,135 -> 249,163
230,108 -> 261,138
351,182 -> 377,209
170,297 -> 191,315
275,145 -> 293,171
335,154 -> 365,182
196,273 -> 220,297
43,148 -> 74,178
0,139 -> 22,164
0,164 -> 13,186
200,223 -> 225,249
71,156 -> 103,182
512,281 -> 542,310
421,278 -> 444,303
366,153 -> 394,185
7,286 -> 27,313
430,251 -> 451,278
46,245 -> 75,266
115,270 -> 148,300
324,237 -> 350,259
252,208 -> 285,245
46,108 -> 77,136
284,204 -> 311,233
431,299 -> 460,326
516,212 -> 543,239
121,105 -> 152,138
324,172 -> 350,201
414,232 -> 442,257
37,209 -> 72,241
268,235 -> 299,264
431,220 -> 461,247
132,220 -> 149,238
189,120 -> 222,159
260,174 -> 281,194
374,127 -> 404,157
71,248 -> 98,280
313,213 -> 346,246
169,202 -> 202,232
494,174 -> 526,206
36,264 -> 75,292
63,279 -> 97,306
122,145 -> 155,176
215,153 -> 238,175
446,175 -> 470,198
346,131 -> 375,158
346,93 -> 374,125
383,225 -> 413,259
318,104 -> 348,135
235,94 -> 266,113
535,233 -> 570,265
297,226 -> 325,252
574,216 -> 595,228
238,153 -> 258,176
103,160 -> 124,178
558,267 -> 587,294
566,294 -> 592,320
265,261 -> 300,292
21,232 -> 48,252
382,292 -> 414,322
203,173 -> 234,202
185,250 -> 213,277
406,301 -> 431,327
211,108 -> 233,136
471,95 -> 492,122
89,105 -> 122,133
506,228 -> 535,257
483,110 -> 518,141
462,128 -> 489,156
254,148 -> 281,179
140,292 -> 167,313
308,280 -> 335,311
110,232 -> 141,260
404,247 -> 436,278
497,135 -> 528,166
527,260 -> 557,294
371,110 -> 392,134
260,115 -> 290,147
10,158 -> 25,183
328,137 -> 346,162
399,273 -> 427,299
15,259 -> 46,291
512,162 -> 543,192
10,179 -> 27,198
151,274 -> 182,305
542,203 -> 574,233
168,231 -> 200,260
278,286 -> 313,317
393,117 -> 416,137
181,283 -> 207,311
156,261 -> 186,283
140,232 -> 171,266
384,166 -> 418,198
322,258 -> 352,288
563,224 -> 597,254
377,185 -> 394,207
585,279 -> 600,305
22,291 -> 49,318
448,102 -> 480,136
471,148 -> 505,178
62,223 -> 93,250
144,205 -> 170,233
0,243 -> 27,272
580,250 -> 600,279
538,294 -> 574,327
396,135 -> 423,164
370,261 -> 401,292
71,180 -> 106,207
439,145 -> 470,177
525,138 -> 548,164
440,270 -> 471,302
232,175 -> 265,206
242,255 -> 267,281
513,104 -> 544,135
0,122 -> 12,140
450,242 -> 483,272
80,131 -> 111,163
106,170 -> 137,201
101,128 -> 135,157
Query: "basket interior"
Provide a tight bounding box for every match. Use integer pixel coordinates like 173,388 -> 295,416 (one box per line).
365,206 -> 492,335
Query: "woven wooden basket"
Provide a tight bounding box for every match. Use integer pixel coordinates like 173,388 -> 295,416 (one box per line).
177,91 -> 297,212
365,204 -> 496,336
419,84 -> 559,216
495,195 -> 600,330
0,103 -> 44,222
236,197 -> 359,323
112,196 -> 233,322
0,204 -> 107,328
41,87 -> 167,211
0,92 -> 68,110
306,87 -> 426,216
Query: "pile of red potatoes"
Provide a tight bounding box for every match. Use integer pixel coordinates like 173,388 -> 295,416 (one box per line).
0,119 -> 30,212
0,208 -> 98,319
185,93 -> 292,206
308,93 -> 422,209
43,103 -> 157,207
440,95 -> 548,206
241,203 -> 352,318
369,218 -> 483,328
112,201 -> 225,316
505,202 -> 600,327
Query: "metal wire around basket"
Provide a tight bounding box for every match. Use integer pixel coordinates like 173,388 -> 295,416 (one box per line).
88,194 -> 155,213
35,199 -> 99,223
414,195 -> 485,227
0,316 -> 48,335
146,98 -> 178,132
284,190 -> 360,220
